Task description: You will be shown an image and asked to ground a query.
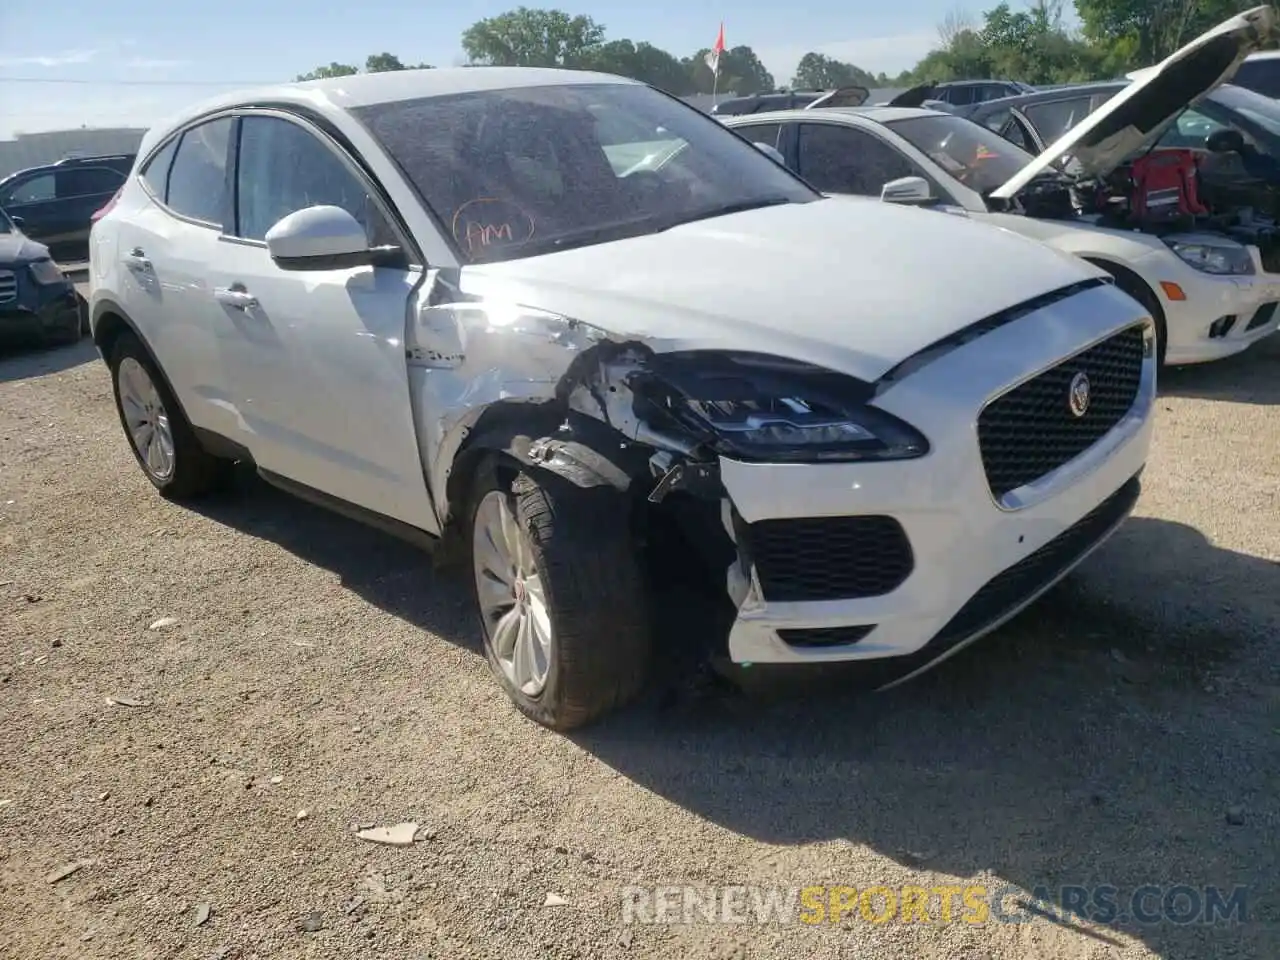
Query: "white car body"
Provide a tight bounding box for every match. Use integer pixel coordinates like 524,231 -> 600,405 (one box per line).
89,67 -> 1154,726
724,5 -> 1280,366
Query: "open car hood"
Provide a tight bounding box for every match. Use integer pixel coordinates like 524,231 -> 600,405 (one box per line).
990,4 -> 1276,201
804,85 -> 870,109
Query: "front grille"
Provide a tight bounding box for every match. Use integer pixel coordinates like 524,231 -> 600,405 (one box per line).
1246,302 -> 1278,331
978,325 -> 1144,501
746,515 -> 913,603
778,625 -> 876,648
0,270 -> 15,304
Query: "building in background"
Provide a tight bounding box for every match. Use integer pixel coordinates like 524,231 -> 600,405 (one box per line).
0,128 -> 147,180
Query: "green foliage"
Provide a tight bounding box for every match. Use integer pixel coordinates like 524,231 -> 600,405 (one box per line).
296,53 -> 431,82
307,3 -> 1278,95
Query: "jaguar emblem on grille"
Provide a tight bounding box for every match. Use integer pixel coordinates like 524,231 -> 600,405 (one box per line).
1067,371 -> 1091,418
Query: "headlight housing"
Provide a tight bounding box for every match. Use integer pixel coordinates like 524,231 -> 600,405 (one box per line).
634,351 -> 929,463
28,258 -> 67,285
1163,239 -> 1254,276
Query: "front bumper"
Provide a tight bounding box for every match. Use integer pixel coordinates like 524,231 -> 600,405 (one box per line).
1140,253 -> 1280,365
717,281 -> 1156,685
0,269 -> 80,344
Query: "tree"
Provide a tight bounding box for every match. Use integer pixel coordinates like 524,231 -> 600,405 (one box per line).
461,7 -> 606,67
296,53 -> 431,82
791,53 -> 877,90
584,39 -> 692,93
296,62 -> 359,81
684,45 -> 775,94
1075,0 -> 1257,69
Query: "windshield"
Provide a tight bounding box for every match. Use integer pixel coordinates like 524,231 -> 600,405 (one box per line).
1210,83 -> 1280,140
885,113 -> 1037,194
353,82 -> 818,263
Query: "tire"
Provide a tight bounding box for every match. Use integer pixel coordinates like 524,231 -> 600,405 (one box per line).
108,331 -> 232,499
468,464 -> 651,730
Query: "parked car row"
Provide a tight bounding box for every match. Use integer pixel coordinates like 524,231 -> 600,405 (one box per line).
68,5 -> 1270,731
723,6 -> 1280,368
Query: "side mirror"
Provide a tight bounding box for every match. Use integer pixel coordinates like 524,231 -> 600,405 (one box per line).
265,204 -> 394,271
880,176 -> 935,205
752,141 -> 786,165
10,215 -> 25,228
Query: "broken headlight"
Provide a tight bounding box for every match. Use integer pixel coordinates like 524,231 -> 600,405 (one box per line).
637,351 -> 929,463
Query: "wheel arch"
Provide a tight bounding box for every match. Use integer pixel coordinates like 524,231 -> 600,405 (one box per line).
1080,256 -> 1168,360
91,298 -> 201,427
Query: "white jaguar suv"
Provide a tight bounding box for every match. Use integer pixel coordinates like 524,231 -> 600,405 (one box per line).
88,67 -> 1155,728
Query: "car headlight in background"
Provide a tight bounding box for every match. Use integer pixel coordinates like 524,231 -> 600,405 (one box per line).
635,351 -> 930,463
28,258 -> 67,285
1163,239 -> 1255,276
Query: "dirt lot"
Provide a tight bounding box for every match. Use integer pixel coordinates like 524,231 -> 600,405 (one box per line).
1,326 -> 1277,960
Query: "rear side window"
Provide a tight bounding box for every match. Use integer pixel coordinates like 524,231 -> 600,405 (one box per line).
165,117 -> 233,226
57,166 -> 124,197
1024,97 -> 1094,144
140,139 -> 179,201
1234,60 -> 1280,99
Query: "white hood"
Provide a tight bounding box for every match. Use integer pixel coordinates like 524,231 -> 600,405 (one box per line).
991,4 -> 1276,200
457,198 -> 1104,383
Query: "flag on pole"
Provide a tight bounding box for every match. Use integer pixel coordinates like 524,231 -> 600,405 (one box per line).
705,22 -> 726,74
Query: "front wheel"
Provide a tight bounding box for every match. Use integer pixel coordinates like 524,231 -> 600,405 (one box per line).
469,465 -> 651,730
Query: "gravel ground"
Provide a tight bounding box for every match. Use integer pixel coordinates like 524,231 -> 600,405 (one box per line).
1,325 -> 1277,960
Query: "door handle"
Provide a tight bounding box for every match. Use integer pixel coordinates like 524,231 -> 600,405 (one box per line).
213,285 -> 258,310
123,247 -> 152,271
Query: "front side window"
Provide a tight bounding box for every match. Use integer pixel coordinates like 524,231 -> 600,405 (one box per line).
353,82 -> 817,264
886,114 -> 1036,194
234,115 -> 395,245
166,117 -> 233,226
4,173 -> 55,205
796,123 -> 915,196
1023,97 -> 1094,144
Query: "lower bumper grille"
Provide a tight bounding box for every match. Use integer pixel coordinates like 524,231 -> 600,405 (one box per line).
746,515 -> 913,603
978,326 -> 1145,501
843,473 -> 1141,689
1246,301 -> 1278,331
778,625 -> 876,648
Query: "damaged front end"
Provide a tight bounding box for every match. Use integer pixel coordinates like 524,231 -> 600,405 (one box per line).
409,292 -> 929,664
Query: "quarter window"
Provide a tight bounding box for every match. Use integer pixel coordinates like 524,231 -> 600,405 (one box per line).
796,123 -> 915,196
140,138 -> 179,201
166,117 -> 233,226
234,115 -> 395,245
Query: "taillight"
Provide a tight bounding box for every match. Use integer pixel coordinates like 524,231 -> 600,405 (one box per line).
92,187 -> 123,223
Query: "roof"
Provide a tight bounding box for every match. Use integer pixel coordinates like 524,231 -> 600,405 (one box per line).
136,66 -> 638,158
1245,49 -> 1280,60
720,105 -> 940,124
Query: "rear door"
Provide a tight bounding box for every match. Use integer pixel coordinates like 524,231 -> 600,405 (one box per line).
114,116 -> 240,439
211,110 -> 433,529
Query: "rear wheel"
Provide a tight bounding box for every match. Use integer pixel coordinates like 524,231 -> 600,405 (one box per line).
108,332 -> 232,499
468,465 -> 651,730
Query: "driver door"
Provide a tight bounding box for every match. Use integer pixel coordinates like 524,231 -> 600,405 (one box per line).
213,111 -> 435,531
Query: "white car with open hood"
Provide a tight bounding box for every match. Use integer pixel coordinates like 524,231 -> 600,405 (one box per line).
88,66 -> 1154,729
723,5 -> 1279,367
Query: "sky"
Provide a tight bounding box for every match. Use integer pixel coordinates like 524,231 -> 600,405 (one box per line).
0,0 -> 953,137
